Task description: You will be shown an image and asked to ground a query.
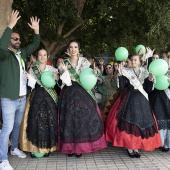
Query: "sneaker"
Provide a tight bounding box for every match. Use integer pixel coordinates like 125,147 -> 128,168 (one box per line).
10,148 -> 26,158
0,160 -> 14,170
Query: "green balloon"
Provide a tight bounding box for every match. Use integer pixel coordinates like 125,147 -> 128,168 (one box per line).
135,44 -> 146,55
155,75 -> 169,90
149,59 -> 168,76
115,47 -> 129,61
80,68 -> 97,90
33,152 -> 45,158
41,71 -> 56,88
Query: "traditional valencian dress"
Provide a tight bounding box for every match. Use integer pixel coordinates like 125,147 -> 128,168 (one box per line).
105,67 -> 162,151
20,65 -> 58,153
149,86 -> 170,148
58,57 -> 107,154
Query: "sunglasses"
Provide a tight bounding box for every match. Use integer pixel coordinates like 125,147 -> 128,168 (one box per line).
11,37 -> 21,41
105,67 -> 112,70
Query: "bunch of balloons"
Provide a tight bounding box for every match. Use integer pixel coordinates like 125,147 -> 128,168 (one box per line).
79,68 -> 97,90
114,44 -> 146,62
149,59 -> 169,90
114,44 -> 169,90
41,71 -> 56,88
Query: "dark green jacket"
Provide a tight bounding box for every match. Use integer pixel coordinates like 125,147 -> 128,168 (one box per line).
0,27 -> 40,100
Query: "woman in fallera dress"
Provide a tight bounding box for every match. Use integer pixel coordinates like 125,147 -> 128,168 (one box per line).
58,40 -> 107,158
20,49 -> 58,157
105,54 -> 162,158
149,53 -> 170,151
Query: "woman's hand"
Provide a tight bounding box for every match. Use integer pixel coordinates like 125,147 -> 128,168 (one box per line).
28,16 -> 40,34
59,62 -> 67,73
148,72 -> 155,82
97,77 -> 103,84
23,71 -> 30,79
65,50 -> 71,57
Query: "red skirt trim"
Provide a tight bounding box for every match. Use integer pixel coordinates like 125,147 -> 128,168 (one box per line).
105,90 -> 162,151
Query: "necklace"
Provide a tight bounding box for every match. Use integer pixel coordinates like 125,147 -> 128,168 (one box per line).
69,58 -> 78,69
133,68 -> 140,78
38,65 -> 46,73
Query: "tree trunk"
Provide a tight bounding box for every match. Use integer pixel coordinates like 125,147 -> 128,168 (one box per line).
0,0 -> 13,37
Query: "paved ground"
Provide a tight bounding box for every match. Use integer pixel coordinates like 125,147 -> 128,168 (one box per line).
8,145 -> 170,170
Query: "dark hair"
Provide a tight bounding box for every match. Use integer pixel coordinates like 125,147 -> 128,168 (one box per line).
36,48 -> 48,58
103,64 -> 113,75
131,54 -> 143,66
67,40 -> 80,50
12,30 -> 20,35
56,56 -> 64,61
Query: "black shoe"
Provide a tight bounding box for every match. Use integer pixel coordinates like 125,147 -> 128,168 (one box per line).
76,154 -> 82,158
162,147 -> 169,152
134,151 -> 141,158
68,154 -> 74,157
44,153 -> 50,157
30,153 -> 36,158
127,150 -> 135,158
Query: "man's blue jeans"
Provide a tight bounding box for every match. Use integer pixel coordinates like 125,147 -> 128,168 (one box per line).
0,97 -> 26,161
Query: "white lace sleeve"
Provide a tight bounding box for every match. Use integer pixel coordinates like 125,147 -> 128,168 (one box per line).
46,65 -> 58,73
143,68 -> 149,79
60,70 -> 72,86
80,57 -> 91,70
28,68 -> 37,89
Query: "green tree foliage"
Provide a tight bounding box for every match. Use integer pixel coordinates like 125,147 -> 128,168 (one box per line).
12,0 -> 170,59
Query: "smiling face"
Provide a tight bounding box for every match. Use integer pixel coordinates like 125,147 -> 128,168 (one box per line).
68,42 -> 80,57
105,64 -> 113,75
37,49 -> 48,64
9,32 -> 21,51
131,55 -> 141,68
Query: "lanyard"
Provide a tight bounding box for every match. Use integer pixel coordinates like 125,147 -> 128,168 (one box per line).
18,54 -> 25,73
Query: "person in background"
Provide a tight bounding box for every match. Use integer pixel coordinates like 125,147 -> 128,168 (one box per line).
101,61 -> 119,122
56,57 -> 64,69
165,51 -> 170,68
27,54 -> 37,71
125,57 -> 132,68
152,52 -> 160,61
100,64 -> 118,112
149,53 -> 170,152
113,61 -> 119,78
54,57 -> 64,96
88,57 -> 104,105
0,10 -> 40,170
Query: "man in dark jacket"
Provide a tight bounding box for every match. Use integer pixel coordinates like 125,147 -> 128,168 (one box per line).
0,10 -> 40,170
